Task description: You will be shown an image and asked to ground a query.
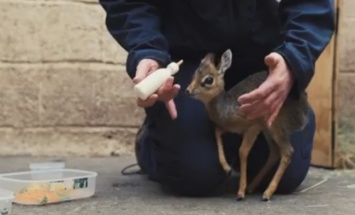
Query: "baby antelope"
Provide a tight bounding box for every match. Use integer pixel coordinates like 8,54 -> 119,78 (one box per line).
185,49 -> 310,201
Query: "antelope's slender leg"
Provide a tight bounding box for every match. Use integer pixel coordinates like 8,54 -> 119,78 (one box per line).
262,130 -> 294,201
248,132 -> 280,193
237,125 -> 262,200
215,127 -> 231,175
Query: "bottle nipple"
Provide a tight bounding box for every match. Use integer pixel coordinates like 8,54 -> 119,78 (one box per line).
168,60 -> 184,75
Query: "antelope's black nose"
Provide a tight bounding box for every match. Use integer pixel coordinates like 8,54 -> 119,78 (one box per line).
185,89 -> 191,95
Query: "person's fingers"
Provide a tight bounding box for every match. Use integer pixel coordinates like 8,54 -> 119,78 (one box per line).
165,100 -> 178,119
166,84 -> 180,119
147,63 -> 159,75
238,79 -> 276,105
267,100 -> 283,127
133,63 -> 151,84
264,53 -> 279,69
264,52 -> 284,71
241,91 -> 279,119
133,60 -> 159,83
163,84 -> 180,102
157,76 -> 174,95
156,77 -> 179,102
246,104 -> 270,120
137,94 -> 158,107
170,84 -> 181,98
162,76 -> 174,89
239,102 -> 257,116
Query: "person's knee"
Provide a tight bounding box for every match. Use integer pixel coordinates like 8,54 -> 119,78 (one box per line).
273,163 -> 310,194
254,154 -> 311,195
158,149 -> 228,197
164,165 -> 227,197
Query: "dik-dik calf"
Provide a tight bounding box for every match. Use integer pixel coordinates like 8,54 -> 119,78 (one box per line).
185,49 -> 310,201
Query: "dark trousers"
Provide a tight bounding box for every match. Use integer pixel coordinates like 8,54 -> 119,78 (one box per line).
136,60 -> 316,197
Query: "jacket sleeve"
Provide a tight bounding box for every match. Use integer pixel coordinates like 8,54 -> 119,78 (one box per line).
99,0 -> 171,79
273,0 -> 335,97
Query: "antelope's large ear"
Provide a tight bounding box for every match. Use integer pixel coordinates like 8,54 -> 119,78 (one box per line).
218,49 -> 232,75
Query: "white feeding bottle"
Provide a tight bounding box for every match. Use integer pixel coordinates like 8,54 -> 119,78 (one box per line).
134,60 -> 183,100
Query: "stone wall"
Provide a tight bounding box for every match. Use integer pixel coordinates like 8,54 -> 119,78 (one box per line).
0,0 -> 353,156
339,0 -> 355,121
0,0 -> 140,156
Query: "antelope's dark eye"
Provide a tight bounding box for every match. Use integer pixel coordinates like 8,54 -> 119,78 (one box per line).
202,76 -> 214,86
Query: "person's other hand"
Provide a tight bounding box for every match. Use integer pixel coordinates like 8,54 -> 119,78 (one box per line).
133,59 -> 181,120
237,52 -> 294,127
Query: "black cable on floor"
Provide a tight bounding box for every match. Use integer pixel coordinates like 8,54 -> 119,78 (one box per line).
121,163 -> 145,175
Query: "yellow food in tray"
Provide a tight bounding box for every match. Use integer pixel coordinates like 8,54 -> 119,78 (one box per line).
15,182 -> 74,205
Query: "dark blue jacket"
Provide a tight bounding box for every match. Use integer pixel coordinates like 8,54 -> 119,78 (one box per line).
99,0 -> 335,96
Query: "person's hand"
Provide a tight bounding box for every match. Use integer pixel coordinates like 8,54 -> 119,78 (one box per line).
237,52 -> 295,127
133,59 -> 181,120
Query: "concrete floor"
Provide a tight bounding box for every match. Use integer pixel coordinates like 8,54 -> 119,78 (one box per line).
0,156 -> 354,215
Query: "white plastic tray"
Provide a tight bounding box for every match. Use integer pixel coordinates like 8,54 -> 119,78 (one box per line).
0,169 -> 97,205
29,162 -> 65,171
0,188 -> 14,214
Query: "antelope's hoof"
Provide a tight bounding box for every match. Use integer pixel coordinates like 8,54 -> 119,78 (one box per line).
224,166 -> 232,176
262,193 -> 271,202
236,192 -> 245,201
